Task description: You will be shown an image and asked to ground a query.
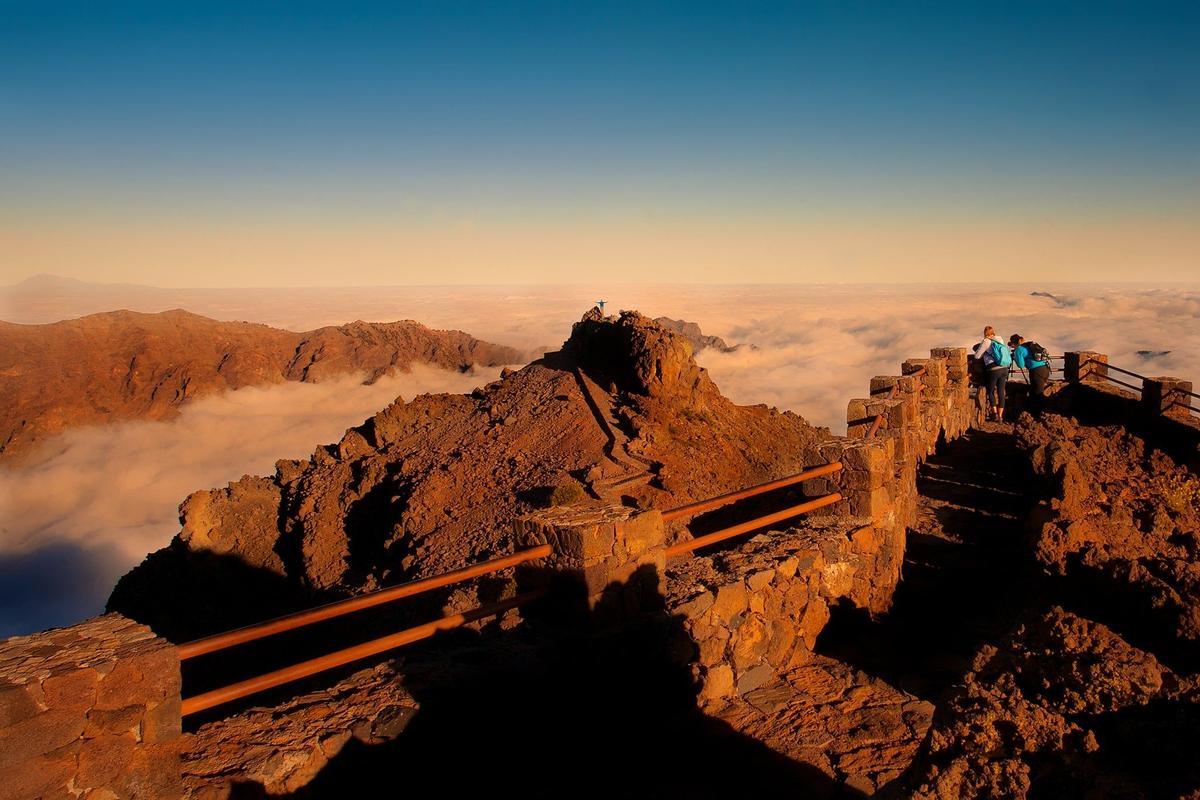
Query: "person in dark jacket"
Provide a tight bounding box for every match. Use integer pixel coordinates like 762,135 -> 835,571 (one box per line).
1010,333 -> 1051,398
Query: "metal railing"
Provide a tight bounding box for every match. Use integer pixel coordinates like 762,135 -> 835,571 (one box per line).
1083,358 -> 1199,417
664,493 -> 843,556
178,545 -> 552,715
181,590 -> 545,716
661,463 -> 843,522
179,545 -> 552,660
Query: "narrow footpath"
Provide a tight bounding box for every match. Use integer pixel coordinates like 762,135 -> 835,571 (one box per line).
817,423 -> 1046,701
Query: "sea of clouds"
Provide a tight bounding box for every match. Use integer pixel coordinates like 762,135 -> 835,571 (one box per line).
2,282 -> 1198,635
0,365 -> 502,635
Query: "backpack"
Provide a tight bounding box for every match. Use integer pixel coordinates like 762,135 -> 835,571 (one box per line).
1024,341 -> 1049,363
988,339 -> 1013,368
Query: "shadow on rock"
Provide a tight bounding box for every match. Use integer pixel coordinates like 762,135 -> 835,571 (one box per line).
213,565 -> 852,799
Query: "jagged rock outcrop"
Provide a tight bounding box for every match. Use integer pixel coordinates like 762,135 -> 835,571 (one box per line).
0,309 -> 523,461
111,311 -> 827,638
903,607 -> 1200,799
653,317 -> 740,353
1019,412 -> 1200,641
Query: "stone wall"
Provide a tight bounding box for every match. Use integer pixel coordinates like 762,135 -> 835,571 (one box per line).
663,516 -> 876,705
0,614 -> 181,800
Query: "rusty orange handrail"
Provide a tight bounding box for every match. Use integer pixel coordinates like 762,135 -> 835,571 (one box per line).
664,493 -> 843,556
661,463 -> 843,523
180,589 -> 546,716
178,544 -> 552,660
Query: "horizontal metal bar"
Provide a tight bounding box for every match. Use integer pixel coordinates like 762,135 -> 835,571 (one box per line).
1103,376 -> 1142,394
180,590 -> 545,717
664,493 -> 844,557
661,463 -> 843,522
1096,361 -> 1148,382
178,545 -> 552,660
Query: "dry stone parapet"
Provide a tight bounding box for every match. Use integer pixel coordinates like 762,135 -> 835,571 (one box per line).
0,614 -> 181,800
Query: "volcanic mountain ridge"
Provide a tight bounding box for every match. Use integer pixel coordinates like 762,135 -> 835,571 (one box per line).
0,309 -> 523,462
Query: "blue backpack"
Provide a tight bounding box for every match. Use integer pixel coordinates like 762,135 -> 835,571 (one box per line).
988,338 -> 1013,368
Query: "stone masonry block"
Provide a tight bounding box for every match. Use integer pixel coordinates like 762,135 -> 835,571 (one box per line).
870,375 -> 918,397
885,398 -> 911,429
515,504 -> 664,567
847,398 -> 875,438
905,357 -> 947,392
870,376 -> 920,416
842,440 -> 889,473
931,347 -> 969,379
515,504 -> 667,609
1065,351 -> 1108,383
0,614 -> 181,799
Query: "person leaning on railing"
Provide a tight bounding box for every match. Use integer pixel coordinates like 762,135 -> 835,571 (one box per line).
972,325 -> 1011,421
1009,333 -> 1051,399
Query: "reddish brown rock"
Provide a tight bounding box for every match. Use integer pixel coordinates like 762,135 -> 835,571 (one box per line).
181,663 -> 417,798
0,309 -> 523,461
903,608 -> 1200,800
1019,412 -> 1200,641
111,311 -> 828,635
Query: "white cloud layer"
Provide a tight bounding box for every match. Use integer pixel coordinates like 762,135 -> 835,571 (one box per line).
0,366 -> 500,635
3,282 -> 1199,634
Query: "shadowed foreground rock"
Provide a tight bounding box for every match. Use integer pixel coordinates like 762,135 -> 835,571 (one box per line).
1020,412 -> 1200,642
902,607 -> 1200,799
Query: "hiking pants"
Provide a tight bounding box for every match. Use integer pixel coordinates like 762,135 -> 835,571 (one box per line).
1029,364 -> 1051,397
985,366 -> 1008,409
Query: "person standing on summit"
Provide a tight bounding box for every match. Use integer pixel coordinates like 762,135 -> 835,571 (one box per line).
1010,333 -> 1051,399
973,325 -> 1012,421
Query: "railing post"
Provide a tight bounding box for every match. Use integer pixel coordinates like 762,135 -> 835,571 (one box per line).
1065,351 -> 1108,383
931,347 -> 969,387
838,440 -> 895,527
1142,377 -> 1194,420
513,504 -> 666,625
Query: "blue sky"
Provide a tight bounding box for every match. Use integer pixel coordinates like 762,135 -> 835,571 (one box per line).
1,1 -> 1197,284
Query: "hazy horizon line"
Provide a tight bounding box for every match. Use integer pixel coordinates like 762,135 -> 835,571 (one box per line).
7,273 -> 1200,292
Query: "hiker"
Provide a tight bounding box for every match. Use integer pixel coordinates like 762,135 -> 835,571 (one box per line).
972,325 -> 1012,420
1009,333 -> 1051,399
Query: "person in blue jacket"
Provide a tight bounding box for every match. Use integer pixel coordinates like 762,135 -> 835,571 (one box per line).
1009,333 -> 1051,398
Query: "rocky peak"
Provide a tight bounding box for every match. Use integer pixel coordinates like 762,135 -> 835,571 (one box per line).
563,310 -> 710,402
